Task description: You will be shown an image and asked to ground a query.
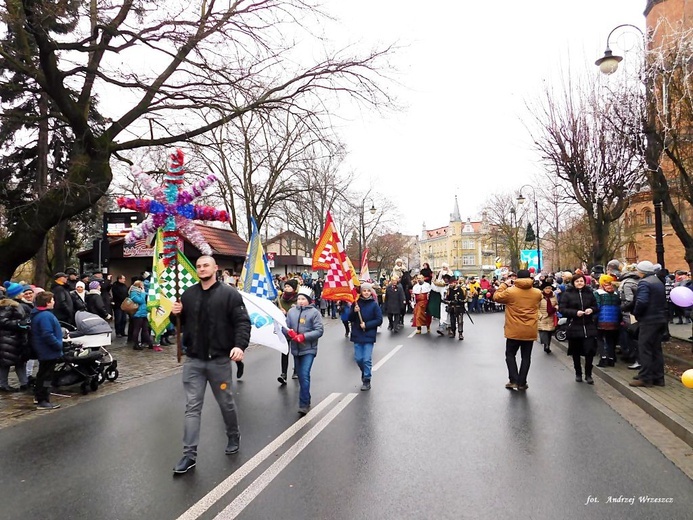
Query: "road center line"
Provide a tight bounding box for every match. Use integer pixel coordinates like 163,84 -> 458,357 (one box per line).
213,393 -> 359,519
176,392 -> 342,520
407,330 -> 416,338
373,344 -> 404,373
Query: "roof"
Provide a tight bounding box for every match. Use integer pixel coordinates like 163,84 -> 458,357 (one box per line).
194,223 -> 247,257
425,226 -> 448,239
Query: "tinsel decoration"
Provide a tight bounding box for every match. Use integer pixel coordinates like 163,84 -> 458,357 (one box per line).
117,149 -> 229,266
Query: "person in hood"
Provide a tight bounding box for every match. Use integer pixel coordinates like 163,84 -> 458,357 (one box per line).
276,278 -> 299,385
71,281 -> 87,313
595,274 -> 621,368
0,281 -> 30,392
30,291 -> 63,410
493,269 -> 542,390
284,287 -> 324,415
561,273 -> 599,384
348,283 -> 383,391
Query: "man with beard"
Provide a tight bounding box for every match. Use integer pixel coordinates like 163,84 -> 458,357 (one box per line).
170,255 -> 251,474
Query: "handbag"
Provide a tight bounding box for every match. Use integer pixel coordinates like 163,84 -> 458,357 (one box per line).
120,297 -> 139,315
552,313 -> 559,327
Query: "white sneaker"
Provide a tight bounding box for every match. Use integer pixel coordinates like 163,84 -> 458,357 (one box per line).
628,362 -> 642,370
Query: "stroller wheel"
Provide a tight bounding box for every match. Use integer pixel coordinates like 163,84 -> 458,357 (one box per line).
90,378 -> 100,392
555,330 -> 567,342
80,382 -> 89,395
106,368 -> 119,382
96,371 -> 105,385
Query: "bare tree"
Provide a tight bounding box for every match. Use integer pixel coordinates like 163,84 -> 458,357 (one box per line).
528,72 -> 645,267
645,23 -> 693,271
0,0 -> 395,279
480,192 -> 525,272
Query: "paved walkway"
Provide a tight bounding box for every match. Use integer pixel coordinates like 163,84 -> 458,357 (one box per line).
553,321 -> 693,448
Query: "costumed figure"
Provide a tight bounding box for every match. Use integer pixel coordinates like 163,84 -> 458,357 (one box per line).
445,277 -> 467,340
391,258 -> 407,280
430,264 -> 452,335
412,274 -> 432,334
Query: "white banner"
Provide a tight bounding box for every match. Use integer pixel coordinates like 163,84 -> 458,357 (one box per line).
240,291 -> 289,355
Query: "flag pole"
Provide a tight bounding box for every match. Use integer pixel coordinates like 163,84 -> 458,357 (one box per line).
174,246 -> 182,363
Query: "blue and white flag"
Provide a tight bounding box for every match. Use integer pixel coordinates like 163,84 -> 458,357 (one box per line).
238,217 -> 278,300
240,291 -> 289,354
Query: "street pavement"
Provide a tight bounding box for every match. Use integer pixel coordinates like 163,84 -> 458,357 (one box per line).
1,313 -> 692,520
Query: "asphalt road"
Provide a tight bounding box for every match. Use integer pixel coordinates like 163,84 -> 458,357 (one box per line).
1,312 -> 692,520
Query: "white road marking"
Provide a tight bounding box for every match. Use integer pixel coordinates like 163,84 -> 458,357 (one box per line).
213,393 -> 359,519
176,392 -> 342,520
407,330 -> 416,338
373,344 -> 404,373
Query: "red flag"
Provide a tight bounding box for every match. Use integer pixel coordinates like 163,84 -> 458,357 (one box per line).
359,248 -> 373,283
312,212 -> 358,303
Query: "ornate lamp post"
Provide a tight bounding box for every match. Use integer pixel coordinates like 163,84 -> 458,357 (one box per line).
595,24 -> 665,268
359,200 -> 377,264
517,185 -> 541,273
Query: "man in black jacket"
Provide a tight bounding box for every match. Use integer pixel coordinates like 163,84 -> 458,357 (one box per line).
630,260 -> 668,388
171,255 -> 251,474
50,272 -> 75,325
111,275 -> 129,338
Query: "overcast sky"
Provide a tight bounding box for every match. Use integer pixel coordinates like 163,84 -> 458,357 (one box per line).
321,0 -> 646,236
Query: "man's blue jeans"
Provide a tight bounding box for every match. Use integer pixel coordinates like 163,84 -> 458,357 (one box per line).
353,343 -> 374,381
294,353 -> 315,408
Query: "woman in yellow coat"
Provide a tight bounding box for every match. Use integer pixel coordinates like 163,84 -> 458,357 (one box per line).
537,281 -> 559,354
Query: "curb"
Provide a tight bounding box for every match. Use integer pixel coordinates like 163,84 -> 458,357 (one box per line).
552,338 -> 693,449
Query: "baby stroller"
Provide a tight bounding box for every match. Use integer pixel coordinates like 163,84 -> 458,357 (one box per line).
555,313 -> 569,342
56,311 -> 119,394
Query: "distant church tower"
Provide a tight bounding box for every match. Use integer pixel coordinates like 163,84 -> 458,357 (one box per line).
450,195 -> 462,222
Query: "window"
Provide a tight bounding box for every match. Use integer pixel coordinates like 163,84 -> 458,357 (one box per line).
462,254 -> 475,265
644,210 -> 653,225
462,239 -> 475,250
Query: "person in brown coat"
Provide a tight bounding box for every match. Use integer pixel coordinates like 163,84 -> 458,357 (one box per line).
537,281 -> 559,354
493,269 -> 542,390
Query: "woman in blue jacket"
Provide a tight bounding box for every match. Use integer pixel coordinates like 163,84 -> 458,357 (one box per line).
348,283 -> 383,391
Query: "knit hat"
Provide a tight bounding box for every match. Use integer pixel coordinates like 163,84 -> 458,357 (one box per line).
516,269 -> 531,279
540,281 -> 553,291
360,282 -> 373,293
599,274 -> 616,286
636,260 -> 655,275
3,281 -> 25,299
284,279 -> 299,291
297,286 -> 314,302
76,281 -> 85,290
89,281 -> 101,290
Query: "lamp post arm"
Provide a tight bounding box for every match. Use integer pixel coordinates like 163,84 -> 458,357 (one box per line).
604,23 -> 645,50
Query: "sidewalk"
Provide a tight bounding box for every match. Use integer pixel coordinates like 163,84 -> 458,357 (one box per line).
553,326 -> 693,449
0,336 -> 182,430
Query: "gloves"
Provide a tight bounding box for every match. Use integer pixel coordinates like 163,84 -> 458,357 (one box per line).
295,334 -> 305,343
287,329 -> 298,340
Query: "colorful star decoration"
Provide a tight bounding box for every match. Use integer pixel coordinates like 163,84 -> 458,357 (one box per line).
117,148 -> 229,267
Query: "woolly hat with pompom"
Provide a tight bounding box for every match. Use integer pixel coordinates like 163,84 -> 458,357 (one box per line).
3,281 -> 25,299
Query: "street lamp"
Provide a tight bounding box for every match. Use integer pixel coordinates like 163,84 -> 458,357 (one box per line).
517,185 -> 541,273
359,200 -> 377,265
595,24 -> 665,268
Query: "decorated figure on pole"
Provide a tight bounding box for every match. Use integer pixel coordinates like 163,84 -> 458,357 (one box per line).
117,148 -> 229,361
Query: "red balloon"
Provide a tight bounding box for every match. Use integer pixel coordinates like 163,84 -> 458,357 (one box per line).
529,267 -> 536,273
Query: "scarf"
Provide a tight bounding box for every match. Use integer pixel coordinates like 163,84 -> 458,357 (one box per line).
282,291 -> 297,303
544,294 -> 556,315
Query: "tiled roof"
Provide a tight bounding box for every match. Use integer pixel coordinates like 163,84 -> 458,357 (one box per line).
194,223 -> 247,257
426,226 -> 448,238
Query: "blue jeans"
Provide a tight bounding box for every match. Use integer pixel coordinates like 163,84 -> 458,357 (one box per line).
294,353 -> 315,408
353,343 -> 374,381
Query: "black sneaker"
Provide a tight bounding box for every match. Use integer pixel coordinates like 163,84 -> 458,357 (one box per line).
225,435 -> 240,455
0,386 -> 19,393
298,406 -> 311,416
277,373 -> 287,385
36,402 -> 60,410
291,371 -> 298,380
360,380 -> 371,391
236,361 -> 244,379
575,376 -> 583,383
585,377 -> 594,385
173,456 -> 196,474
